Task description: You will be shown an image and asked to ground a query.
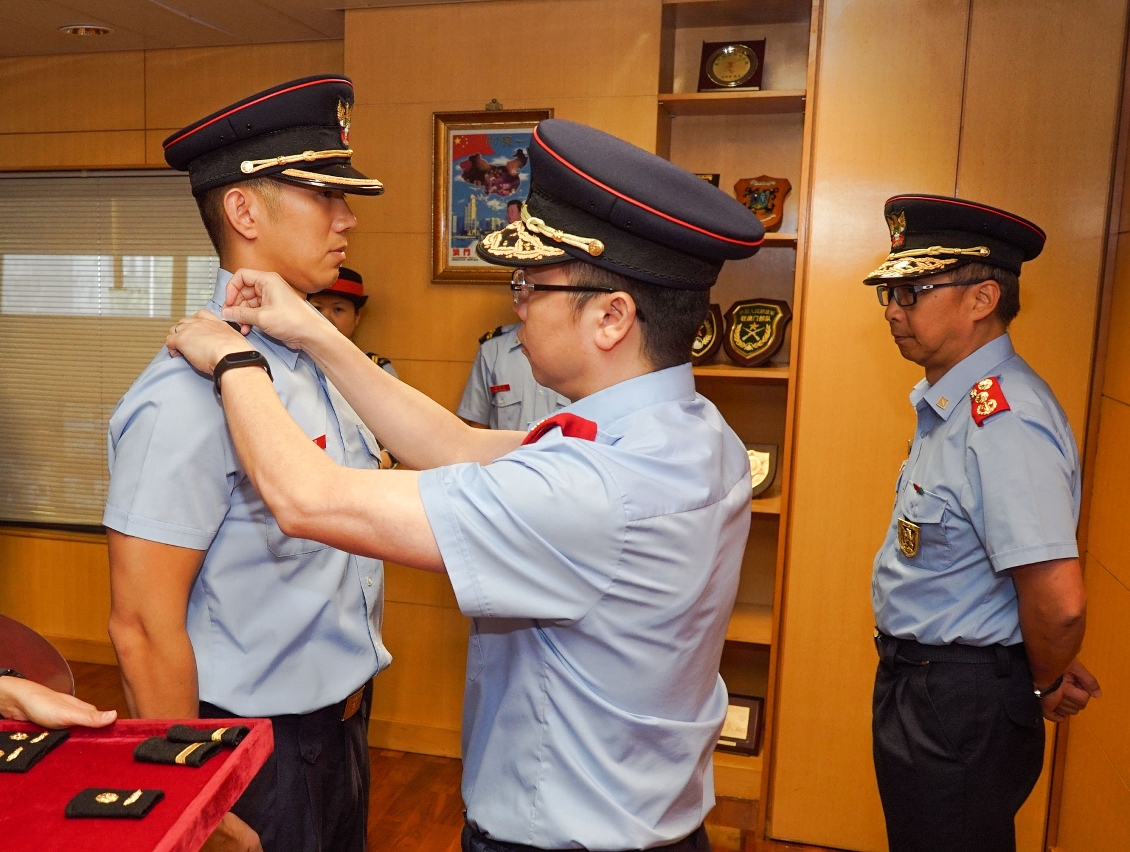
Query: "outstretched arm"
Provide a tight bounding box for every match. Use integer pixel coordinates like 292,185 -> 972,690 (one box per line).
0,675 -> 116,729
219,269 -> 523,468
165,313 -> 447,570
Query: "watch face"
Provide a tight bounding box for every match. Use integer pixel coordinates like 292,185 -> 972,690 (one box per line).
707,45 -> 757,87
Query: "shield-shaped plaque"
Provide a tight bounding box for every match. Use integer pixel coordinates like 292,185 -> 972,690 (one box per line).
722,298 -> 792,367
691,303 -> 724,365
897,517 -> 920,558
733,175 -> 792,232
744,443 -> 778,498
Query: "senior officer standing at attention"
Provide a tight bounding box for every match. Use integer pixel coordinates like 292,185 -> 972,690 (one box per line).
866,195 -> 1102,852
103,77 -> 389,852
164,118 -> 764,852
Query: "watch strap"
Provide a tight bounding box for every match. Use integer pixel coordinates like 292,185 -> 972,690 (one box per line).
0,669 -> 24,680
1034,674 -> 1064,698
213,351 -> 273,395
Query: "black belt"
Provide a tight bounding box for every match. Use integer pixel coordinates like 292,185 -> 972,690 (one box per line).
462,821 -> 709,852
875,630 -> 1026,673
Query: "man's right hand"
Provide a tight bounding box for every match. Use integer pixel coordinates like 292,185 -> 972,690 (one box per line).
1039,657 -> 1102,723
201,812 -> 263,852
222,268 -> 332,352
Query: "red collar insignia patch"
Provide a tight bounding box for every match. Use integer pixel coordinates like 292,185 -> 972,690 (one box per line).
969,376 -> 1009,426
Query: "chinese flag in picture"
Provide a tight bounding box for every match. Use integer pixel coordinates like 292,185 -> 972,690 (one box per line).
452,134 -> 495,159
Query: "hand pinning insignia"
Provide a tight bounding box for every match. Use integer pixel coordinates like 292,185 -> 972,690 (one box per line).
969,376 -> 1010,426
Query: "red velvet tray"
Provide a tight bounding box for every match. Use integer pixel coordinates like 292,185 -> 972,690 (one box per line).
0,718 -> 272,852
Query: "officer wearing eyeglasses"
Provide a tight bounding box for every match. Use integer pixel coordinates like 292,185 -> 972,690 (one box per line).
163,118 -> 764,852
865,194 -> 1101,852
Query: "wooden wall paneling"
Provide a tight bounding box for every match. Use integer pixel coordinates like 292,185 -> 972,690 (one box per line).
955,0 -> 1129,433
1085,397 -> 1130,589
0,131 -> 149,171
0,529 -> 115,665
0,53 -> 145,134
1102,232 -> 1130,405
143,42 -> 346,131
367,599 -> 470,758
1054,557 -> 1130,851
768,1 -> 970,848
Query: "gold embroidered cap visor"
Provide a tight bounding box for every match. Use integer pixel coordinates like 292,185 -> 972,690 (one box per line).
163,75 -> 384,197
863,193 -> 1045,284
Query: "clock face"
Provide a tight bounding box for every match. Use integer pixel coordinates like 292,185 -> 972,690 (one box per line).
707,45 -> 757,87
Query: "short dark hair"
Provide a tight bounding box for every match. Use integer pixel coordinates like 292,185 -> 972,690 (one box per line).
566,262 -> 709,369
942,261 -> 1021,325
195,177 -> 283,255
507,199 -> 522,209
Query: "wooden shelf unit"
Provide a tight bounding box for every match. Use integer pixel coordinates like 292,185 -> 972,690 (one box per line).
657,0 -> 818,822
658,90 -> 806,116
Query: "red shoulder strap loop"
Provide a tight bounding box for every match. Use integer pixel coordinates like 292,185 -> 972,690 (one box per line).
969,376 -> 1010,426
521,413 -> 598,446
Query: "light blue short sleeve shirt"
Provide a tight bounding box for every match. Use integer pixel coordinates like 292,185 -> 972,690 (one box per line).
104,270 -> 391,716
420,364 -> 752,850
873,334 -> 1081,646
457,323 -> 570,430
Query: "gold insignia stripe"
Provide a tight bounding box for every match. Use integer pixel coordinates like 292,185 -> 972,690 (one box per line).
6,746 -> 22,762
241,148 -> 354,175
29,732 -> 47,744
211,727 -> 228,743
521,205 -> 605,257
279,168 -> 384,190
174,742 -> 205,765
123,790 -> 143,807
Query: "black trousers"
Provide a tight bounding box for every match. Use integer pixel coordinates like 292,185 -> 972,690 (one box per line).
872,634 -> 1044,852
461,821 -> 711,852
200,680 -> 373,852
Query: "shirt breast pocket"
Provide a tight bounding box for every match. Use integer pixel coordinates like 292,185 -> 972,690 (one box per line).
899,488 -> 953,569
263,514 -> 328,558
490,388 -> 524,428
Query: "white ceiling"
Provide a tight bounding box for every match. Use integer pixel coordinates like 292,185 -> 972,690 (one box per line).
0,0 -> 485,55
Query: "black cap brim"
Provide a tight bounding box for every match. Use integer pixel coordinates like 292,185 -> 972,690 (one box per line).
276,163 -> 383,196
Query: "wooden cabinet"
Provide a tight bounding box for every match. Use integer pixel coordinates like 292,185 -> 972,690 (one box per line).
655,0 -> 820,817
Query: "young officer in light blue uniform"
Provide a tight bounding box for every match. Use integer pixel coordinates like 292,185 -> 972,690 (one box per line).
457,323 -> 569,430
865,195 -> 1101,852
103,76 -> 390,852
162,118 -> 765,852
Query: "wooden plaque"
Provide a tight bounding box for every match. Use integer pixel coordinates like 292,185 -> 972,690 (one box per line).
716,694 -> 765,756
722,298 -> 792,367
734,175 -> 792,232
691,303 -> 724,365
744,443 -> 778,499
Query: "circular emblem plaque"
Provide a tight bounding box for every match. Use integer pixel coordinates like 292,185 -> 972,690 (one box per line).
691,303 -> 724,365
722,298 -> 793,367
706,44 -> 758,88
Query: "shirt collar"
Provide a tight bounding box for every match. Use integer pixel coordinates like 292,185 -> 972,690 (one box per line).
208,268 -> 302,370
565,363 -> 697,430
910,333 -> 1016,420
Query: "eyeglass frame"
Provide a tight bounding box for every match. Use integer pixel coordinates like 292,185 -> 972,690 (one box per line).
874,280 -> 971,307
510,268 -> 616,308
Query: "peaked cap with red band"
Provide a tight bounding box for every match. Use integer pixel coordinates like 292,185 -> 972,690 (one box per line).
476,119 -> 764,290
308,266 -> 367,307
163,75 -> 383,197
865,194 -> 1045,283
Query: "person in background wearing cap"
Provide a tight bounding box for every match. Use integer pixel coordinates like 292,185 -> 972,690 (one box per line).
865,194 -> 1102,852
308,266 -> 398,378
103,76 -> 389,852
164,118 -> 764,852
456,322 -> 569,430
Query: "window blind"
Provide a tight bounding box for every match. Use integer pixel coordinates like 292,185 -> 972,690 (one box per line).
0,171 -> 218,527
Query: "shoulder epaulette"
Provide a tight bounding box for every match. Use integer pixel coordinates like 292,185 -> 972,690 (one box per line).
969,376 -> 1010,426
366,353 -> 391,368
479,325 -> 506,345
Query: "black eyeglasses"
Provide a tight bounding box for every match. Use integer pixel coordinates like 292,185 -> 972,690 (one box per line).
510,268 -> 615,308
875,281 -> 967,307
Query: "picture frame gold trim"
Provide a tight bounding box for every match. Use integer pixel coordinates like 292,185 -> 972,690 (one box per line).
432,109 -> 552,284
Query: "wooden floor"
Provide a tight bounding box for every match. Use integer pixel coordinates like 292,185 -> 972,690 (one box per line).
71,662 -> 833,852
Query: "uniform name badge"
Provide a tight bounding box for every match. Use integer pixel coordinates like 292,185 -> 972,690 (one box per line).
897,517 -> 920,558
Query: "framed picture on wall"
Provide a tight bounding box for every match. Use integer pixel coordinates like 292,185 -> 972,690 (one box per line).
432,109 -> 552,284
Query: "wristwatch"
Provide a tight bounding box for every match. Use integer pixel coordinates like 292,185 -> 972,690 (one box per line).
1034,674 -> 1064,698
0,669 -> 24,679
213,350 -> 273,395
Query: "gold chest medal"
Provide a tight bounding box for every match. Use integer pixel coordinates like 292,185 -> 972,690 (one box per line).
897,517 -> 920,558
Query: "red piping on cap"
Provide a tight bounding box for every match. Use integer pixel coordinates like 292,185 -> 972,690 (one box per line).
164,77 -> 353,149
533,126 -> 763,248
887,195 -> 1046,240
